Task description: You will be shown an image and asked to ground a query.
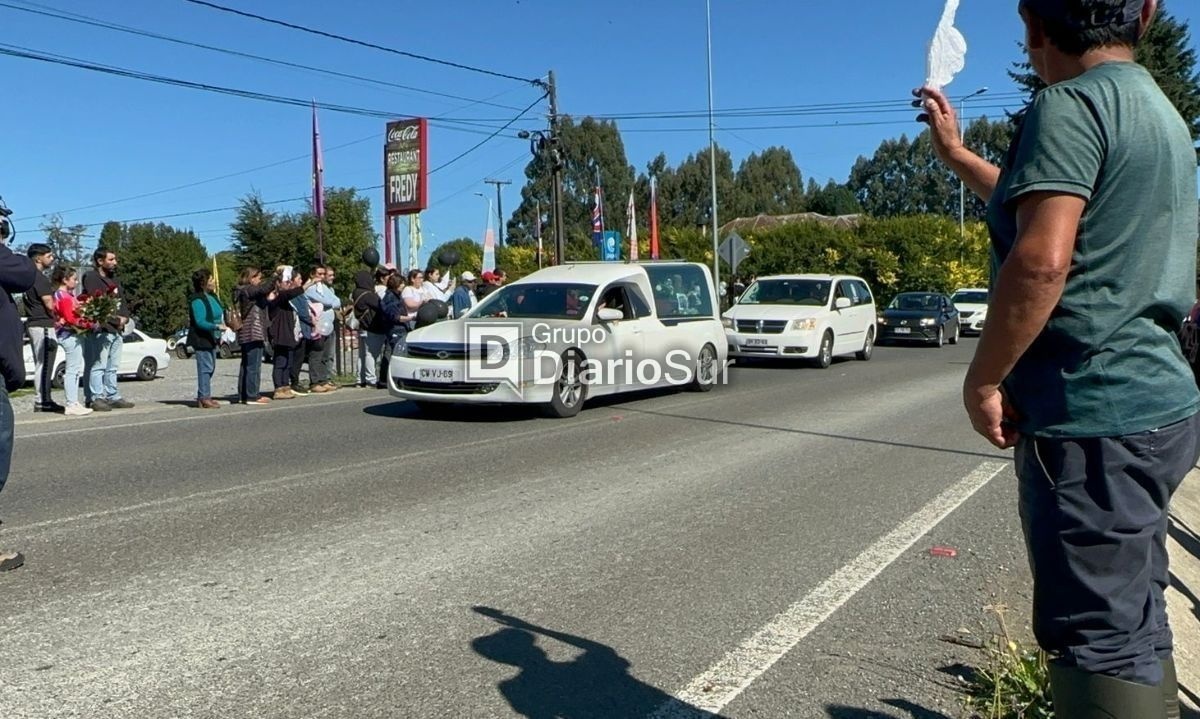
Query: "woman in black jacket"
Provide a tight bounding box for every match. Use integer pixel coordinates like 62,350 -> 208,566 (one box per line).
233,267 -> 276,405
266,267 -> 305,400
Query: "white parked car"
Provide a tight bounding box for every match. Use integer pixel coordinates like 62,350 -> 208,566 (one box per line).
388,262 -> 728,417
22,329 -> 170,388
723,274 -> 877,367
951,288 -> 989,335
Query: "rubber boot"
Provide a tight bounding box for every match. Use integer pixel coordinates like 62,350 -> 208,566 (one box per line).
1048,663 -> 1167,719
1163,659 -> 1180,719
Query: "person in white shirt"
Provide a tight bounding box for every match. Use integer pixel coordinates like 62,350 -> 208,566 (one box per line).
401,269 -> 426,328
421,266 -> 454,303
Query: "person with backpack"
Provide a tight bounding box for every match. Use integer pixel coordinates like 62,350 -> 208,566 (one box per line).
187,268 -> 227,409
352,270 -> 390,389
233,267 -> 275,405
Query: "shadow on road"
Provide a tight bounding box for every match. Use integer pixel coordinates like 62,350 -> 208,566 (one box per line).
825,698 -> 954,718
621,407 -> 1008,463
1170,515 -> 1200,562
471,606 -> 726,719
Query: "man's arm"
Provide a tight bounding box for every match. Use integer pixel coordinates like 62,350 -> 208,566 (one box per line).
0,244 -> 35,293
963,191 -> 1082,447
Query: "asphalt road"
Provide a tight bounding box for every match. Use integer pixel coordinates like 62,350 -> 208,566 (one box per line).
1,340 -> 1035,719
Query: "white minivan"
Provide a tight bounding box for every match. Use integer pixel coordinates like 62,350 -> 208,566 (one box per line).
723,274 -> 877,368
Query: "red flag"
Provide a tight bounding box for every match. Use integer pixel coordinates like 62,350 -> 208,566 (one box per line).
649,174 -> 660,260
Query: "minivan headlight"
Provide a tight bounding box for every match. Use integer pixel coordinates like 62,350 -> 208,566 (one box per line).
791,318 -> 818,331
721,317 -> 734,329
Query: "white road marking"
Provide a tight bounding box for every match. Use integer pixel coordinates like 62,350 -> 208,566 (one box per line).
648,460 -> 1010,719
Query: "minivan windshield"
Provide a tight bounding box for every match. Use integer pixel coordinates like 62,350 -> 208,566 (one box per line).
471,283 -> 598,320
740,279 -> 830,307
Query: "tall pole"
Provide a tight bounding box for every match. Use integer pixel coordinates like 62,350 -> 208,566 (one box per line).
547,70 -> 565,265
485,179 -> 512,247
705,0 -> 720,293
535,199 -> 543,269
958,87 -> 988,245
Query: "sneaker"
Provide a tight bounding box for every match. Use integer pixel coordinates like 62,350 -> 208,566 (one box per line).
108,398 -> 135,409
89,399 -> 113,412
0,550 -> 24,572
290,385 -> 310,396
33,401 -> 66,413
64,403 -> 93,417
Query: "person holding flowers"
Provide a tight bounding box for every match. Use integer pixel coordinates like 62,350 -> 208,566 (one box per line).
81,250 -> 134,412
51,265 -> 94,417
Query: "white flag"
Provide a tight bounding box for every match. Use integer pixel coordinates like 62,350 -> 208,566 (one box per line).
925,0 -> 967,89
627,190 -> 638,261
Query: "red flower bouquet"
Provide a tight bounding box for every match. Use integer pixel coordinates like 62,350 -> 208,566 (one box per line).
77,287 -> 120,329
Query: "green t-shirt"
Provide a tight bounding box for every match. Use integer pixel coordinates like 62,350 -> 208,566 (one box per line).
986,61 -> 1200,438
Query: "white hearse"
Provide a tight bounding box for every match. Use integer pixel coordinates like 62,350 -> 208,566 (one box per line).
388,261 -> 728,417
723,274 -> 877,367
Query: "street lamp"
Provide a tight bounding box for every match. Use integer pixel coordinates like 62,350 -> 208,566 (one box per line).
959,87 -> 988,243
518,129 -> 565,265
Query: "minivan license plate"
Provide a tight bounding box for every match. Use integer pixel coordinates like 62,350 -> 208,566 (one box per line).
746,339 -> 769,346
419,368 -> 456,382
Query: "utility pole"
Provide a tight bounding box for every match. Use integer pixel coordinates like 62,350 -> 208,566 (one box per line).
705,0 -> 721,295
547,70 -> 565,266
484,179 -> 512,247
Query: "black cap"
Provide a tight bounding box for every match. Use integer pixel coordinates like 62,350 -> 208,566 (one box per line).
1020,0 -> 1144,29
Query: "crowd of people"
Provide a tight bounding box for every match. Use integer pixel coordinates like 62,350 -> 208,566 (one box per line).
186,261 -> 508,407
21,246 -> 136,418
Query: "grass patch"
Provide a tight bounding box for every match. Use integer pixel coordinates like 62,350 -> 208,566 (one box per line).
9,388 -> 33,399
963,605 -> 1053,719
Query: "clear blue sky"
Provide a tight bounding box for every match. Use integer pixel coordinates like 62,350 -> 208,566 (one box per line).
5,0 -> 1198,268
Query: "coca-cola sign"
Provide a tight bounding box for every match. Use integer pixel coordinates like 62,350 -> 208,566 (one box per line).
385,118 -> 428,216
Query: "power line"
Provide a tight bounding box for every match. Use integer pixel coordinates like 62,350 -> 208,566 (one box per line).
431,93 -> 546,174
0,0 -> 528,112
15,132 -> 383,222
182,0 -> 542,87
59,99 -> 542,229
0,43 -> 534,131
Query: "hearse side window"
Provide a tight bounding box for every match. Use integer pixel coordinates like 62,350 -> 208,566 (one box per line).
646,265 -> 713,319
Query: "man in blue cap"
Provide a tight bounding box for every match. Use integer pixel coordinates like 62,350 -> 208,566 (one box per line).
921,1 -> 1194,716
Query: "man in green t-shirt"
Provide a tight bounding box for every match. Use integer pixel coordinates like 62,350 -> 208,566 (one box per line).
920,1 -> 1197,716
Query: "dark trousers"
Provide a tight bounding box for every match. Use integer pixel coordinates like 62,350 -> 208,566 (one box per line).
1016,411 -> 1200,687
0,388 -> 11,496
272,344 -> 292,390
290,337 -> 326,387
237,341 -> 264,402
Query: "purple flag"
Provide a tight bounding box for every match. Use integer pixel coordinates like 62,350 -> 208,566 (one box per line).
312,102 -> 325,252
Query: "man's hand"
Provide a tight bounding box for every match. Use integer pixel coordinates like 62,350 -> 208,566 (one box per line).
963,377 -> 1020,449
914,86 -> 964,165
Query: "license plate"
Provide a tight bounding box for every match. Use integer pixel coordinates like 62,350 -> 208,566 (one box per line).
894,327 -> 912,335
418,368 -> 457,382
745,339 -> 769,346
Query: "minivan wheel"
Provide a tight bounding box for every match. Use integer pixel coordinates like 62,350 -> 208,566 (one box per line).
545,349 -> 587,418
813,331 -> 834,369
690,343 -> 718,392
856,327 -> 875,361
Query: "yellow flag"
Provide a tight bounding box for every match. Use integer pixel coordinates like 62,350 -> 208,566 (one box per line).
212,256 -> 220,297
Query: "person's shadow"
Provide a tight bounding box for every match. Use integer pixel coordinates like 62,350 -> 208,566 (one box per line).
471,606 -> 725,719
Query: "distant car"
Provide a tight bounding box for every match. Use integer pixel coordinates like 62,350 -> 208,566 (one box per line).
951,288 -> 989,335
722,274 -> 877,368
23,329 -> 170,388
877,292 -> 960,347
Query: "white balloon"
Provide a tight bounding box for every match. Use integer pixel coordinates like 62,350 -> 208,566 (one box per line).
926,0 -> 967,89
